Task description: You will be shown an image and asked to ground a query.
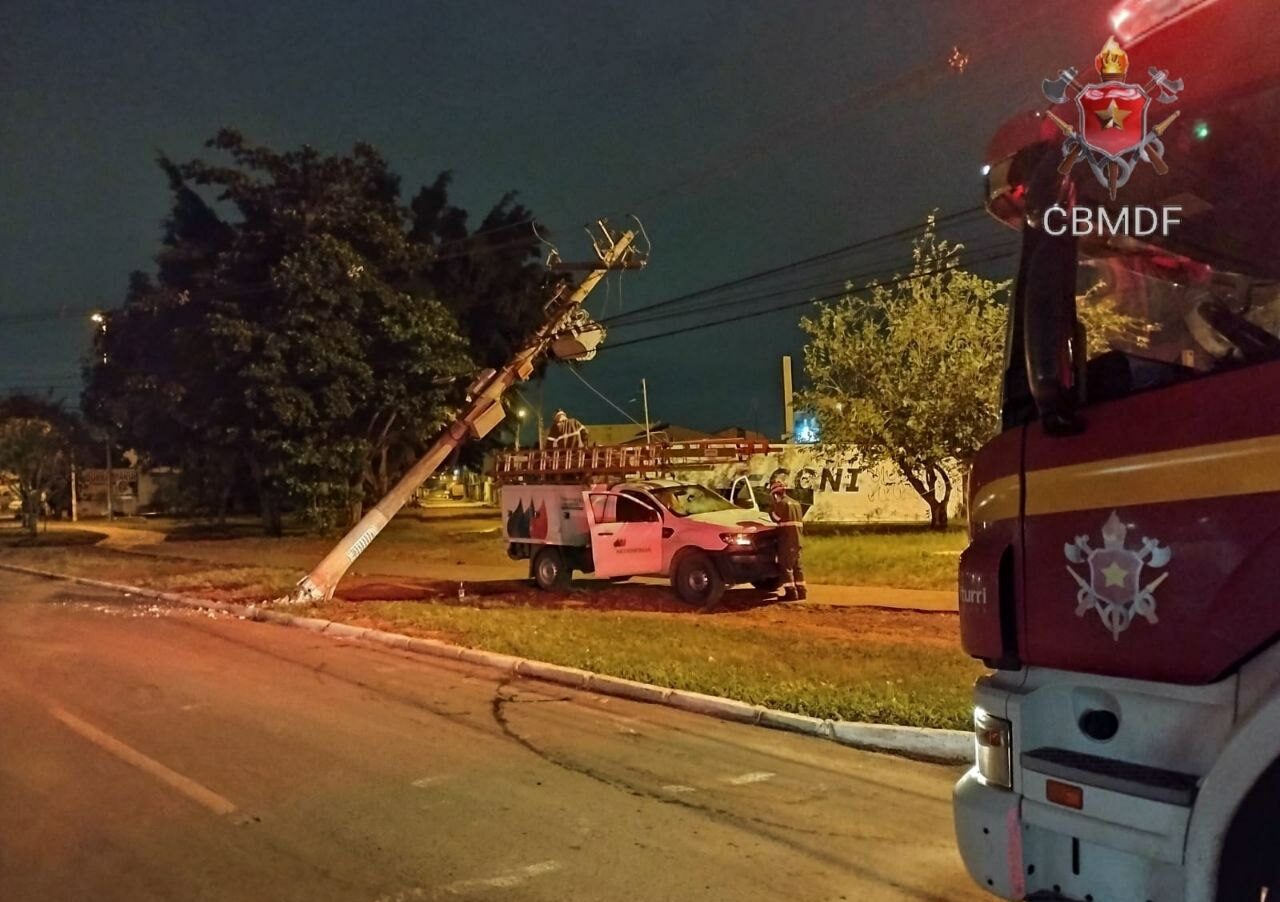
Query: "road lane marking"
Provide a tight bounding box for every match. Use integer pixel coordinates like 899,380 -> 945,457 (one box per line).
49,706 -> 237,816
724,771 -> 776,785
375,861 -> 564,901
443,860 -> 562,894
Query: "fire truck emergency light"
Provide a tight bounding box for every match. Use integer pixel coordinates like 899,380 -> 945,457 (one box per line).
1109,0 -> 1221,44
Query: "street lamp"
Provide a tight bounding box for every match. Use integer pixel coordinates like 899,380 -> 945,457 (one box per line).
91,312 -> 107,363
514,407 -> 527,451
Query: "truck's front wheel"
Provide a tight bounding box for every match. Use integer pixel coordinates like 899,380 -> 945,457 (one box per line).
672,552 -> 725,607
532,547 -> 571,591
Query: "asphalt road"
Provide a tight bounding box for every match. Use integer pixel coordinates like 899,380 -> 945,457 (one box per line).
0,572 -> 985,902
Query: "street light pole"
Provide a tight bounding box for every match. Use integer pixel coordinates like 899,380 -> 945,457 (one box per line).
105,432 -> 113,522
641,377 -> 651,444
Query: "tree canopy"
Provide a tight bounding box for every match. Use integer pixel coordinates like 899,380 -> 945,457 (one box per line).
799,217 -> 1007,529
85,130 -> 547,533
800,217 -> 1153,529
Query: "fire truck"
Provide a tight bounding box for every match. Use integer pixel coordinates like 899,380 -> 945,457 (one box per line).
497,440 -> 781,605
954,1 -> 1280,900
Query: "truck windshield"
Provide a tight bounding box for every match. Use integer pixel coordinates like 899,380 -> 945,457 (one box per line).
1060,73 -> 1280,401
648,484 -> 736,517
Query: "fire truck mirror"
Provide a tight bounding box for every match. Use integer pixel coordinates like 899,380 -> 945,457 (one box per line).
1024,229 -> 1084,436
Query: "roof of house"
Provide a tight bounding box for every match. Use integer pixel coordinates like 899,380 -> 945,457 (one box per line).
580,423 -> 711,446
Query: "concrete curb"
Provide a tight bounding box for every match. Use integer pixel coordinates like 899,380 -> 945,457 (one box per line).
0,561 -> 972,764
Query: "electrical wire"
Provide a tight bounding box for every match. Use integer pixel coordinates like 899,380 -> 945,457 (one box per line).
563,365 -> 643,426
598,246 -> 1018,353
602,206 -> 989,326
606,235 -> 1018,331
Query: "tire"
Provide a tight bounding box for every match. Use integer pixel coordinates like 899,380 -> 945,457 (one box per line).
532,547 -> 571,591
672,552 -> 725,607
1218,758 -> 1280,901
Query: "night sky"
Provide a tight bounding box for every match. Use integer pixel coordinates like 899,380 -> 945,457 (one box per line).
2,0 -> 1115,438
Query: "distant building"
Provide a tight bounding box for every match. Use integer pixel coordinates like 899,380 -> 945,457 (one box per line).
709,426 -> 773,444
581,423 -> 711,446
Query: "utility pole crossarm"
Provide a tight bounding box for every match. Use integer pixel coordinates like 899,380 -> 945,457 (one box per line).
287,225 -> 640,604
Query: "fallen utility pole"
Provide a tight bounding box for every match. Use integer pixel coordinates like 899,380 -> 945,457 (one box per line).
288,222 -> 642,603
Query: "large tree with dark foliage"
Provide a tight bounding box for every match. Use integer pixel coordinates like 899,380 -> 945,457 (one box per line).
86,130 -> 546,534
408,172 -> 551,369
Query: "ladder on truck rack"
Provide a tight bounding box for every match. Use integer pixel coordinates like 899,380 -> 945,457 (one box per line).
497,440 -> 779,481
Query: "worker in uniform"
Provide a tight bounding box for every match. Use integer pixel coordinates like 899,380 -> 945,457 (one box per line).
769,480 -> 806,601
546,409 -> 589,448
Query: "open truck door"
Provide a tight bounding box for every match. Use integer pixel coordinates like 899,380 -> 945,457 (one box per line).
727,475 -> 762,513
583,491 -> 663,578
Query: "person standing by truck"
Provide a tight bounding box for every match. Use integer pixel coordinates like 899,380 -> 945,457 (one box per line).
768,480 -> 806,601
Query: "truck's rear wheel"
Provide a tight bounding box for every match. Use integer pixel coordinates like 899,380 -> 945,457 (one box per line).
532,547 -> 571,591
672,552 -> 725,607
1218,758 -> 1280,901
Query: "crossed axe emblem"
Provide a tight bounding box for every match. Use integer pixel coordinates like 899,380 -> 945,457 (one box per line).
1041,64 -> 1184,198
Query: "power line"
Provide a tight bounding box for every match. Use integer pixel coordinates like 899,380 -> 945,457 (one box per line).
563,365 -> 643,426
599,246 -> 1018,353
602,206 -> 988,326
606,236 -> 1018,332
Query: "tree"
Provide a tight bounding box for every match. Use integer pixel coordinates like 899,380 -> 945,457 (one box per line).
0,395 -> 90,531
799,217 -> 1009,529
408,173 -> 554,370
0,417 -> 68,535
799,217 -> 1153,529
85,131 -> 479,534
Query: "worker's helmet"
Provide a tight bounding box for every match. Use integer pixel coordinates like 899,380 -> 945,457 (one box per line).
769,481 -> 787,497
554,409 -> 567,422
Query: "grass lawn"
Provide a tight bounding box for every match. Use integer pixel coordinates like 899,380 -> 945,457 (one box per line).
802,525 -> 965,591
0,534 -> 982,730
308,599 -> 982,729
8,512 -> 966,591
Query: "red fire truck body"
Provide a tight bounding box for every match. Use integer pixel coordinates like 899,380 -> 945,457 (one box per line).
953,2 -> 1280,900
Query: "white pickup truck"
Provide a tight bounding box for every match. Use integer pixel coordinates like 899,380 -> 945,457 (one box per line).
502,479 -> 780,606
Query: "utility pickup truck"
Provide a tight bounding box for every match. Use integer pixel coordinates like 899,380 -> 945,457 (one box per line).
502,480 -> 779,606
496,440 -> 783,605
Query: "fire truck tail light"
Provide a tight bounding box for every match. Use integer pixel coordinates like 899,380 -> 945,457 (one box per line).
1046,779 -> 1085,810
974,707 -> 1013,789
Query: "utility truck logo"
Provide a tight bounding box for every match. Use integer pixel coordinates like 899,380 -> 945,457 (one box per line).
1064,511 -> 1171,640
1042,36 -> 1183,199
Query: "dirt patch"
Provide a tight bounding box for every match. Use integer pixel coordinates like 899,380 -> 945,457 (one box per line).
332,574 -> 784,614
326,573 -> 959,648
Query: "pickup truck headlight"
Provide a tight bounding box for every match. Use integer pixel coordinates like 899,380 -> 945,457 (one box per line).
974,706 -> 1013,789
720,532 -> 754,547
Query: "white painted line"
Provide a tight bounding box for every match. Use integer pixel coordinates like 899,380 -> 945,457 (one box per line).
661,784 -> 697,794
723,771 -> 776,786
49,706 -> 237,816
442,860 -> 563,894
